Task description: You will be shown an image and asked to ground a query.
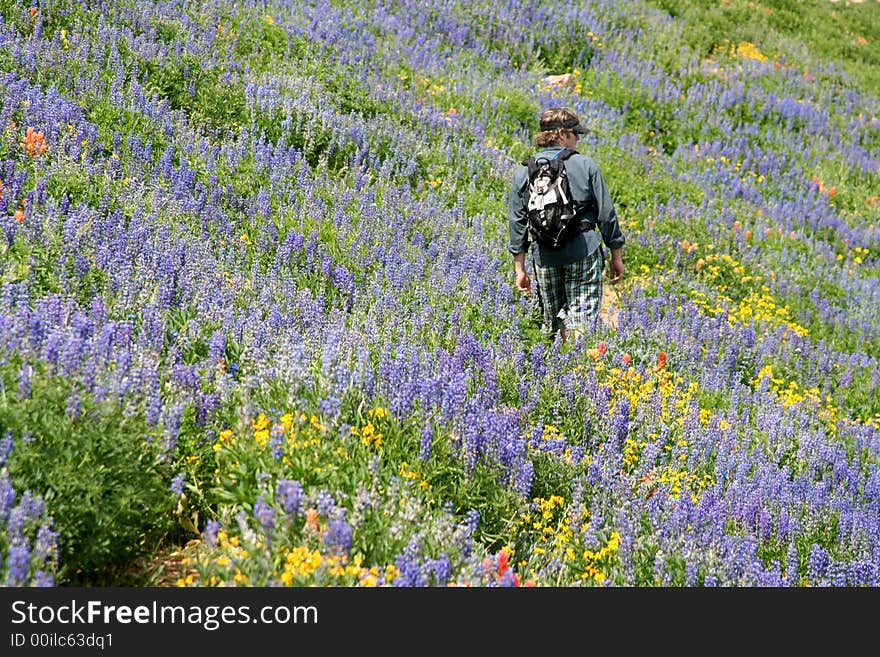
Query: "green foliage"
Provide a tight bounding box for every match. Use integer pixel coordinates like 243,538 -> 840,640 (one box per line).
139,55 -> 249,134
645,0 -> 880,91
45,165 -> 103,209
83,98 -> 166,167
0,360 -> 174,585
152,17 -> 183,46
167,404 -> 218,541
324,69 -> 396,120
535,33 -> 600,74
527,450 -> 576,502
492,86 -> 540,133
232,14 -> 309,71
0,232 -> 61,295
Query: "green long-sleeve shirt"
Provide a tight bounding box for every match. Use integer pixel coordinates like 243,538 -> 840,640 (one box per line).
508,146 -> 625,267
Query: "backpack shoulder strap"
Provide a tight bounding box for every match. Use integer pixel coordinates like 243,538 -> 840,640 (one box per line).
546,148 -> 577,175
545,148 -> 578,180
522,155 -> 549,179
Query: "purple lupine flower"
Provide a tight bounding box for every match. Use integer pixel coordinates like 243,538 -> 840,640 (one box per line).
20,491 -> 44,523
5,504 -> 25,536
27,310 -> 46,353
145,393 -> 162,426
777,508 -> 790,543
0,431 -> 12,467
253,496 -> 274,536
323,518 -> 353,556
419,425 -> 432,461
828,562 -> 848,587
17,363 -> 30,399
393,537 -> 427,587
195,392 -> 219,427
759,561 -> 785,587
33,331 -> 62,380
783,542 -> 800,587
269,424 -> 284,460
163,403 -> 184,453
33,523 -> 58,563
315,490 -> 335,517
464,509 -> 480,535
612,395 -> 630,450
32,571 -> 55,587
208,329 -> 225,366
807,544 -> 829,585
428,555 -> 451,585
4,542 -> 30,586
170,473 -> 185,496
513,459 -> 534,499
0,474 -> 15,524
758,508 -> 772,542
318,395 -> 340,420
65,391 -> 81,418
276,479 -> 303,516
202,519 -> 220,549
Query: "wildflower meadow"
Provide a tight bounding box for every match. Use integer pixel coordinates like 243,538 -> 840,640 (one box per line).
1,0 -> 879,587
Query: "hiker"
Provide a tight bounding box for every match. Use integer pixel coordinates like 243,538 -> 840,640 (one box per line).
508,106 -> 625,343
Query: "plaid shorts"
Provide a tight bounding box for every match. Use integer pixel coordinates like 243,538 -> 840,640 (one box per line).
533,248 -> 603,337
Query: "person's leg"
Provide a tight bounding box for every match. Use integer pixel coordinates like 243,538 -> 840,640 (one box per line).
533,263 -> 567,340
562,248 -> 603,341
528,244 -> 546,329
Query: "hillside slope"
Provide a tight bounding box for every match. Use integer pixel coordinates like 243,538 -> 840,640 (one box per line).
0,0 -> 878,586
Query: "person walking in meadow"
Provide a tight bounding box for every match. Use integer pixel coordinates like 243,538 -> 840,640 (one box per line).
508,107 -> 625,343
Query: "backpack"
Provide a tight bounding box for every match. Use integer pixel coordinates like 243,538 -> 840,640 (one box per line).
522,148 -> 580,248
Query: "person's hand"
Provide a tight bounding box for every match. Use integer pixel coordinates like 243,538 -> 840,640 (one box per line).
515,270 -> 531,295
608,251 -> 624,284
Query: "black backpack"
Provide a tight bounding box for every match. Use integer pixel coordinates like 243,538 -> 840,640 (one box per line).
522,148 -> 580,248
